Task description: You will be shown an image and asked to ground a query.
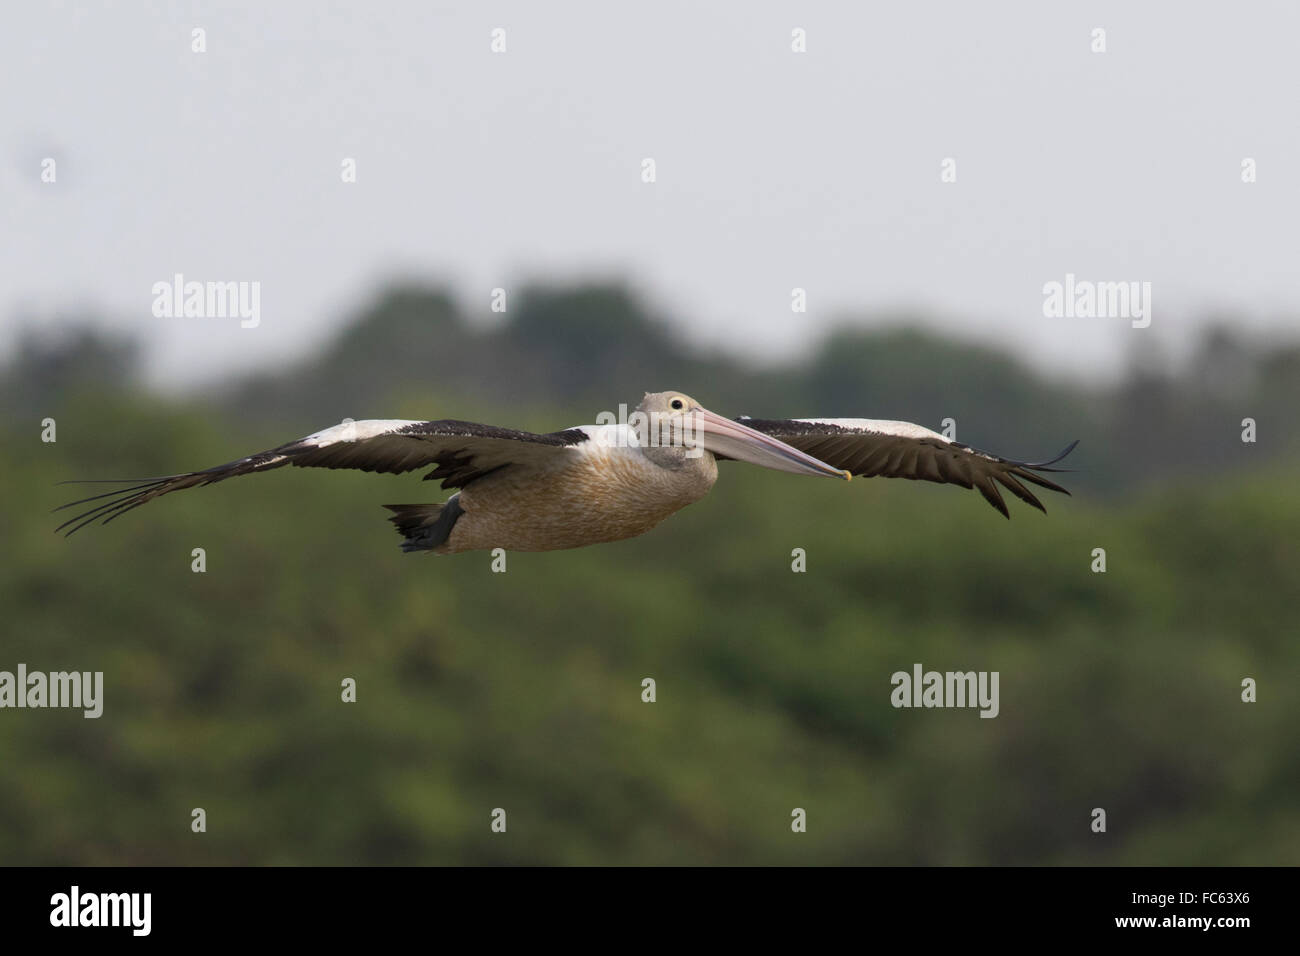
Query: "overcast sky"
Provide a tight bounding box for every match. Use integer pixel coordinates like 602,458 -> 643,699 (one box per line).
3,1 -> 1297,390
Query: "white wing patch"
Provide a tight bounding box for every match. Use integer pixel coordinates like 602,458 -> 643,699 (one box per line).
573,423 -> 640,448
301,419 -> 424,447
795,418 -> 951,444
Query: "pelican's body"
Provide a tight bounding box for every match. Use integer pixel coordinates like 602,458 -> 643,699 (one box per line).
439,424 -> 718,553
56,391 -> 1077,553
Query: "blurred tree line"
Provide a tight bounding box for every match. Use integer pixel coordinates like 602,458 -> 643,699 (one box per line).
1,285 -> 1296,865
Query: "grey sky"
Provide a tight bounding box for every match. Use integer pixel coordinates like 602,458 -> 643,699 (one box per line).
3,1 -> 1297,390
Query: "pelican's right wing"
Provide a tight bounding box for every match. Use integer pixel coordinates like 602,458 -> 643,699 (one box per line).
728,417 -> 1078,518
55,418 -> 589,535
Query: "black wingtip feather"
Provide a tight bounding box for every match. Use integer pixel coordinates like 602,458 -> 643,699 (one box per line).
1023,439 -> 1080,472
974,478 -> 1010,518
968,440 -> 1077,517
52,479 -> 174,513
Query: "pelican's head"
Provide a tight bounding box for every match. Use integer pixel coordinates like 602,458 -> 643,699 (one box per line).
636,390 -> 699,419
636,390 -> 849,479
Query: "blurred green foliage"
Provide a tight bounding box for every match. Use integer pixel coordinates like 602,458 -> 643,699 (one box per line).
1,286 -> 1296,864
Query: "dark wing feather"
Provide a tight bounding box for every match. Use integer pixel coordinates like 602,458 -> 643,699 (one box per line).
729,417 -> 1077,518
54,418 -> 588,536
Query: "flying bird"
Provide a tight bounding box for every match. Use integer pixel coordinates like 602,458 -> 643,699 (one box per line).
56,391 -> 1077,553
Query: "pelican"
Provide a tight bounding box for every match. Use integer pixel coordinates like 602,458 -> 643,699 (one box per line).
56,391 -> 1077,553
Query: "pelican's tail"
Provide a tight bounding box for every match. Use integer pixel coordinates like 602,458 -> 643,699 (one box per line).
382,495 -> 464,554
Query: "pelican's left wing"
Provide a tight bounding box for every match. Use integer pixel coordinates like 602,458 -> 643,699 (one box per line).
55,418 -> 589,535
727,418 -> 1077,518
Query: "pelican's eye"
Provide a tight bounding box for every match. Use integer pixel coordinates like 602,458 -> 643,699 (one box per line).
669,397 -> 685,411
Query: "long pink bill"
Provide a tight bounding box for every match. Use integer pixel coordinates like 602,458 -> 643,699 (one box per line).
685,406 -> 851,480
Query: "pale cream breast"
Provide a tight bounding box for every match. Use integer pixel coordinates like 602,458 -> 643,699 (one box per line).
443,445 -> 718,553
